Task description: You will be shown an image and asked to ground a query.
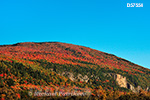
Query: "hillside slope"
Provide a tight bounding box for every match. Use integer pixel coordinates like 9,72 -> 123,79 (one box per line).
0,42 -> 150,99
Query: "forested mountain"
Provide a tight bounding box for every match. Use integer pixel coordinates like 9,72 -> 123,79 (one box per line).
0,42 -> 150,99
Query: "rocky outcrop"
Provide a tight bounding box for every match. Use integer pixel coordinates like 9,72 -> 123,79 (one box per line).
146,87 -> 150,92
114,73 -> 143,93
60,71 -> 148,93
77,74 -> 89,82
103,73 -> 129,89
114,74 -> 127,88
127,83 -> 136,92
60,72 -> 89,82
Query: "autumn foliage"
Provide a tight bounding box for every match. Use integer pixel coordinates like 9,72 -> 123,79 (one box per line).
0,42 -> 150,99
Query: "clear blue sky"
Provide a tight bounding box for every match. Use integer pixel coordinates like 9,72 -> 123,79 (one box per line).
0,0 -> 150,69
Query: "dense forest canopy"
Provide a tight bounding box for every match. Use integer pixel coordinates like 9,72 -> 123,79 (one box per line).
0,42 -> 150,99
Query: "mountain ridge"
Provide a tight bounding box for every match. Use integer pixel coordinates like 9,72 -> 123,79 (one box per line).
0,42 -> 150,75
1,42 -> 149,70
0,42 -> 150,99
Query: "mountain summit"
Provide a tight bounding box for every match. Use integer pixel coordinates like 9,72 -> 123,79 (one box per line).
0,42 -> 150,99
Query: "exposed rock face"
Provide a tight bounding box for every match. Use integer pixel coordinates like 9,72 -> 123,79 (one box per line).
114,74 -> 127,88
136,86 -> 142,93
61,71 -> 147,93
77,74 -> 89,82
67,72 -> 76,81
128,83 -> 136,93
61,72 -> 76,81
113,73 -> 143,93
146,87 -> 150,92
61,72 -> 89,82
